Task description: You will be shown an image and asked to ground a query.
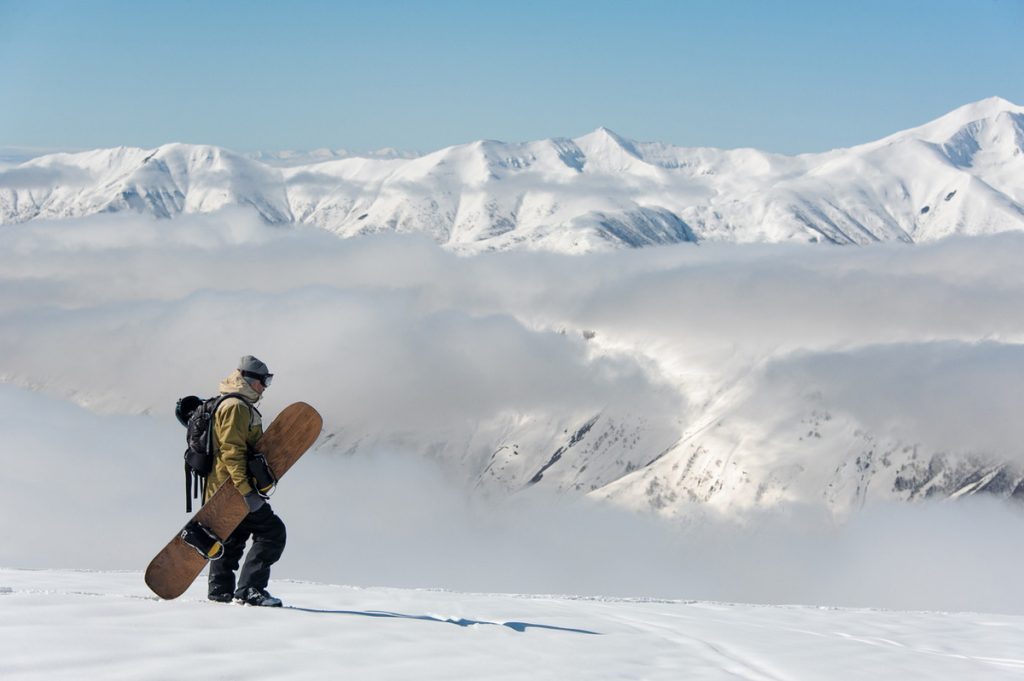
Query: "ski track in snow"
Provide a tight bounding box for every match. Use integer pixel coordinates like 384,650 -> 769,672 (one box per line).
1,569 -> 1023,680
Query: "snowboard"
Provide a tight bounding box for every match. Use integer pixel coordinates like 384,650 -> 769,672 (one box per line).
144,401 -> 323,600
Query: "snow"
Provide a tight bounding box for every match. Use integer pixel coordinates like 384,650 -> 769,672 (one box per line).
2,568 -> 1022,681
4,97 -> 1024,251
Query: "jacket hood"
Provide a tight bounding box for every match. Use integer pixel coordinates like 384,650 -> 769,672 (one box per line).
219,369 -> 262,403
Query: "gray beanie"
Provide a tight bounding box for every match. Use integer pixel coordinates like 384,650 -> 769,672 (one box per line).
238,355 -> 270,376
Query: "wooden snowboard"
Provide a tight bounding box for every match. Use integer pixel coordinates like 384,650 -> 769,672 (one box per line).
144,401 -> 323,600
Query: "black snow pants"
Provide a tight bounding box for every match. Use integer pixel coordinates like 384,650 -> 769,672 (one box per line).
208,503 -> 286,597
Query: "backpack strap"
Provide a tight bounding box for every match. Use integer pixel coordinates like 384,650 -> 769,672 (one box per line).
182,392 -> 252,514
185,466 -> 206,514
204,392 -> 252,457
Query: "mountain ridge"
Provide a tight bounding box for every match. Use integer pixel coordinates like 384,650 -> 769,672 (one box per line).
2,97 -> 1023,252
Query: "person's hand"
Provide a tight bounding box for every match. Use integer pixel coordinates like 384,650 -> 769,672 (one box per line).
244,491 -> 266,513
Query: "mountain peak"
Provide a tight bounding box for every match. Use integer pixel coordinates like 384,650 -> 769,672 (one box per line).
898,96 -> 1024,144
573,127 -> 643,166
938,96 -> 1022,123
968,95 -> 1019,112
578,126 -> 631,146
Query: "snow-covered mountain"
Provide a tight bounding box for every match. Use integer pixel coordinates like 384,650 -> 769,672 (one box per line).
454,388 -> 1024,521
2,97 -> 1023,252
318,380 -> 1024,521
0,145 -> 292,223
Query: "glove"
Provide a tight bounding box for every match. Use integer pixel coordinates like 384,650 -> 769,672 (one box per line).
244,491 -> 266,514
247,453 -> 277,494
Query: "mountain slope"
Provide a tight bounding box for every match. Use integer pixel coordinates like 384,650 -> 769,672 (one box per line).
3,97 -> 1023,252
0,144 -> 291,223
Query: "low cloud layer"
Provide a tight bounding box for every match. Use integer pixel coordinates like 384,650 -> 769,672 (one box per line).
3,211 -> 1024,458
2,212 -> 1024,466
752,341 -> 1024,457
0,212 -> 681,441
0,163 -> 93,189
3,209 -> 1024,611
4,384 -> 1024,614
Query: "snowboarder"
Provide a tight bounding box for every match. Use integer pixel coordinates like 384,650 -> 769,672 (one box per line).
206,355 -> 286,607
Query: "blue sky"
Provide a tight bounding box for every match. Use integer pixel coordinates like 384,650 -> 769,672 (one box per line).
1,0 -> 1022,154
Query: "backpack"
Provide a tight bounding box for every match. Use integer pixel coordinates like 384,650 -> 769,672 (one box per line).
175,393 -> 250,512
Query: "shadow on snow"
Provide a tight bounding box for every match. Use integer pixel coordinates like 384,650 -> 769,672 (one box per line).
284,606 -> 602,635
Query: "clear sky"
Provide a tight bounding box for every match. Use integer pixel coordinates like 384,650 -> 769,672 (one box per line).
1,0 -> 1022,155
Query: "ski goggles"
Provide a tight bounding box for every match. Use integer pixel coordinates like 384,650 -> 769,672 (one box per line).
241,370 -> 274,387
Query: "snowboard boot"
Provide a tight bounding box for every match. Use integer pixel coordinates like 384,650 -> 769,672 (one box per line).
235,587 -> 282,607
208,591 -> 234,603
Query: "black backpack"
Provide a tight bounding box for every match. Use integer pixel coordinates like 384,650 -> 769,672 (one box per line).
175,393 -> 249,512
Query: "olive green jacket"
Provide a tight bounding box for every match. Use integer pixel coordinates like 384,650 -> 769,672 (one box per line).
203,370 -> 264,502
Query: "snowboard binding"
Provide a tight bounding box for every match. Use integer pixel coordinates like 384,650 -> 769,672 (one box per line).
247,452 -> 278,497
180,521 -> 225,561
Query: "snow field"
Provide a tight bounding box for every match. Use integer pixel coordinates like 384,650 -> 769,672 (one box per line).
2,569 -> 1023,681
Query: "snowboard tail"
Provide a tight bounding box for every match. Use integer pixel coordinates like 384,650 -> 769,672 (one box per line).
144,401 -> 322,600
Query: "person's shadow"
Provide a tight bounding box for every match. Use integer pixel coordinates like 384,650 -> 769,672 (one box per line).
285,606 -> 602,635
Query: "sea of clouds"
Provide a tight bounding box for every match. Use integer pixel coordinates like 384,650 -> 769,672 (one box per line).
2,209 -> 1024,613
